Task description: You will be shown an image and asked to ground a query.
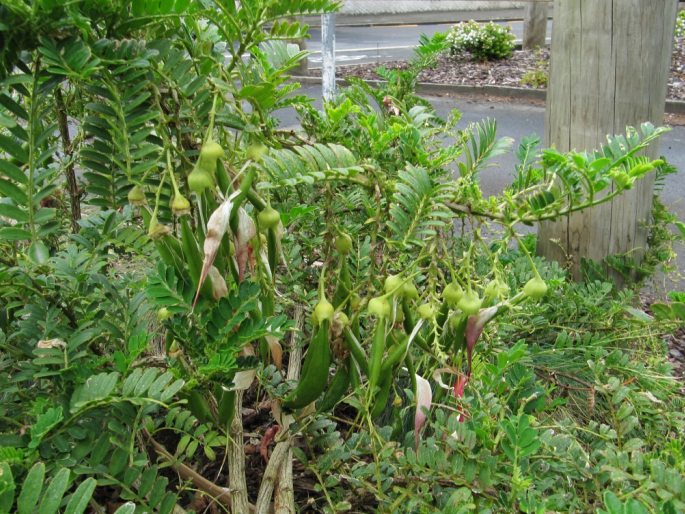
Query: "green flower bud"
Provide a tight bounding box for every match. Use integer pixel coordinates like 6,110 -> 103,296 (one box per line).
313,297 -> 334,325
523,276 -> 548,300
171,193 -> 191,216
443,281 -> 464,308
368,296 -> 391,318
247,143 -> 268,162
417,302 -> 436,320
335,233 -> 353,254
127,185 -> 146,206
188,167 -> 214,193
258,206 -> 280,230
457,290 -> 482,316
200,139 -> 224,161
384,275 -> 403,295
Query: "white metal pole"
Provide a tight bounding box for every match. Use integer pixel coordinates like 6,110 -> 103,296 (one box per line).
321,13 -> 336,102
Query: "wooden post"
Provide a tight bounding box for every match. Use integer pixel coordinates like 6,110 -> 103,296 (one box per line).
538,0 -> 678,281
523,1 -> 549,49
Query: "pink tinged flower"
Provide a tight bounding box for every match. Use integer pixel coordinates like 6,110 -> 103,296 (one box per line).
207,266 -> 228,300
464,306 -> 498,376
193,192 -> 239,307
453,373 -> 469,422
414,373 -> 433,449
234,207 -> 257,283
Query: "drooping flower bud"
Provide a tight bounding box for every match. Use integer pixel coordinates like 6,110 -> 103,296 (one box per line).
200,139 -> 225,161
148,212 -> 171,240
368,296 -> 391,318
171,193 -> 191,216
188,167 -> 214,194
127,185 -> 146,206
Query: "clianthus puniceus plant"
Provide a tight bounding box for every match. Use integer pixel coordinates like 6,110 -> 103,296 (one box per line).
0,2 -> 682,512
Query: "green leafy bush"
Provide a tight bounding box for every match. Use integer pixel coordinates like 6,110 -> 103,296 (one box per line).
0,2 -> 683,512
446,20 -> 516,60
676,9 -> 685,38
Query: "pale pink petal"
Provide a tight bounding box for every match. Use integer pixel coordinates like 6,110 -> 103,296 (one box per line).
414,373 -> 433,449
464,306 -> 498,375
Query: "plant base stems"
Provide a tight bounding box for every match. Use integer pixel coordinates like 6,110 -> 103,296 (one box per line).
273,306 -> 304,513
229,389 -> 251,513
147,433 -> 233,510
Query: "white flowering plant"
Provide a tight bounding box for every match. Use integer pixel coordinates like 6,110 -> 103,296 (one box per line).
676,9 -> 685,38
446,20 -> 516,61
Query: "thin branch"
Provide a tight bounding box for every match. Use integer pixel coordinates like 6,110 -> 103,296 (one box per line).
229,389 -> 252,513
146,432 -> 234,510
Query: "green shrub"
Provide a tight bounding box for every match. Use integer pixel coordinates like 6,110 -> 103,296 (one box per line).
521,68 -> 548,88
446,20 -> 516,61
676,9 -> 685,37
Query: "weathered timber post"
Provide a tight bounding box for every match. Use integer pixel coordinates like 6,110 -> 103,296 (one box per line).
537,0 -> 678,281
523,1 -> 549,49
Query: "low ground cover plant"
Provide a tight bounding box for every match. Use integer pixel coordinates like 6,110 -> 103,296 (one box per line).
0,2 -> 683,513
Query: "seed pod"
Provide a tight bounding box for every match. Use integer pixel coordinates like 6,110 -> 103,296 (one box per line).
283,321 -> 332,410
317,357 -> 351,413
368,317 -> 387,391
128,185 -> 146,206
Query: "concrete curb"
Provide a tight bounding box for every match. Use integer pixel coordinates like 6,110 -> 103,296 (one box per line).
293,75 -> 685,115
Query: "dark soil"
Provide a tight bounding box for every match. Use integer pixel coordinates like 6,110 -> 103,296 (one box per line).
329,37 -> 685,102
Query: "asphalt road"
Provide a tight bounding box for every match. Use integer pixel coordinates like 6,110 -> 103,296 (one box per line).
306,20 -> 552,67
276,85 -> 685,277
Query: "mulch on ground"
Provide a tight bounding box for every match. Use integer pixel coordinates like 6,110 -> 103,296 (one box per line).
328,37 -> 685,102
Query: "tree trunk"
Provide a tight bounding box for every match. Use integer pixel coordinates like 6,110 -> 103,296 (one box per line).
523,1 -> 549,49
537,0 -> 677,281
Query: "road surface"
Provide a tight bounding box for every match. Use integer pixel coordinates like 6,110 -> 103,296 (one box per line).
306,20 -> 552,67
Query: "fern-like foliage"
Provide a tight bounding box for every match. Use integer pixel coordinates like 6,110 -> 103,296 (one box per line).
0,64 -> 61,263
257,143 -> 363,189
458,118 -> 514,178
387,166 -> 455,248
81,40 -> 163,210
